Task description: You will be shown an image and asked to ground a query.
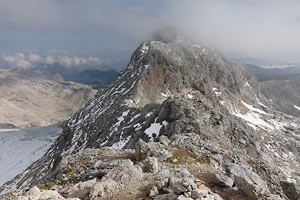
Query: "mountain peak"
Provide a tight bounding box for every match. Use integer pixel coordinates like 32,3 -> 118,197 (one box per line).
2,40 -> 300,199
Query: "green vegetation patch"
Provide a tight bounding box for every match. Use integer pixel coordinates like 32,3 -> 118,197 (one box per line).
199,156 -> 211,165
65,167 -> 75,177
164,147 -> 198,165
38,182 -> 56,190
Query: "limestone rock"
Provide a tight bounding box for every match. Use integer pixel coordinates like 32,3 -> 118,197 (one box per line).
144,157 -> 159,173
135,139 -> 172,161
207,173 -> 234,187
36,190 -> 65,200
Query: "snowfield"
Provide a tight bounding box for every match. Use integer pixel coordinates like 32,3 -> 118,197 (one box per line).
0,125 -> 61,190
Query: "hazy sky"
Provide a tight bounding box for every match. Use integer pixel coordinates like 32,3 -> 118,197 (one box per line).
1,0 -> 300,69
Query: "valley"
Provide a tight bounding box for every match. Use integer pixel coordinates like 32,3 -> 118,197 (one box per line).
0,68 -> 98,195
0,68 -> 97,127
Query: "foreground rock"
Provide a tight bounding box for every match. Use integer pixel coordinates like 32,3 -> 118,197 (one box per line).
0,68 -> 96,127
2,136 -> 293,199
0,139 -> 235,200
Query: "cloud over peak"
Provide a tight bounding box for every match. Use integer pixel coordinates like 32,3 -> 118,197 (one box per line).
1,0 -> 300,62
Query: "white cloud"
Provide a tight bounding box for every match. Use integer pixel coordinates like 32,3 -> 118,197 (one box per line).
2,56 -> 15,64
1,52 -> 102,69
15,53 -> 25,59
45,55 -> 56,65
29,54 -> 43,63
2,54 -> 32,68
85,57 -> 102,65
15,59 -> 32,68
73,57 -> 81,66
161,0 -> 300,62
58,56 -> 73,67
54,55 -> 101,67
1,1 -> 300,62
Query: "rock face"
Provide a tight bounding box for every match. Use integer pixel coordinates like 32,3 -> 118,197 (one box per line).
260,79 -> 300,116
1,40 -> 300,199
0,68 -> 97,127
0,140 -> 226,200
246,64 -> 300,117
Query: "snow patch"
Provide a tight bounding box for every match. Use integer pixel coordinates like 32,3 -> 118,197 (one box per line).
144,64 -> 150,70
187,94 -> 193,99
244,81 -> 250,87
146,112 -> 153,117
138,42 -> 149,61
232,101 -> 273,130
129,113 -> 141,123
0,129 -> 19,133
268,118 -> 288,131
241,101 -> 267,115
161,93 -> 169,98
233,110 -> 273,130
212,88 -> 222,96
0,126 -> 61,189
110,136 -> 132,150
115,110 -> 130,127
134,123 -> 143,131
145,120 -> 168,142
256,98 -> 267,108
294,105 -> 300,111
215,91 -> 222,96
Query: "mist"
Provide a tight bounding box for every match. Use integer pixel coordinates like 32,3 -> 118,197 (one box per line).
1,0 -> 300,63
167,0 -> 300,63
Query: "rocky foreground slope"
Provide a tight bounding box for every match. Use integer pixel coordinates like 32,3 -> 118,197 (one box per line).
0,68 -> 96,127
1,40 -> 300,199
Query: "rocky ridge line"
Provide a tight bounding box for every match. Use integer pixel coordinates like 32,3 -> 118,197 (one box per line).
1,40 -> 300,199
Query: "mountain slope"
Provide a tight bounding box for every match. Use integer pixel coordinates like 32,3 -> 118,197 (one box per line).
23,41 -> 259,171
76,69 -> 120,85
36,64 -> 119,86
246,64 -> 300,81
0,68 -> 97,127
260,79 -> 300,116
1,40 -> 300,199
245,64 -> 300,116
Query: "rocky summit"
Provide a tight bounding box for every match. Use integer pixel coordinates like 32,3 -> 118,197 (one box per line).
1,40 -> 300,200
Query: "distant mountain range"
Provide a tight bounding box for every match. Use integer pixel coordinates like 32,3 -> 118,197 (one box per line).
35,64 -> 119,87
246,64 -> 300,81
77,69 -> 120,85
